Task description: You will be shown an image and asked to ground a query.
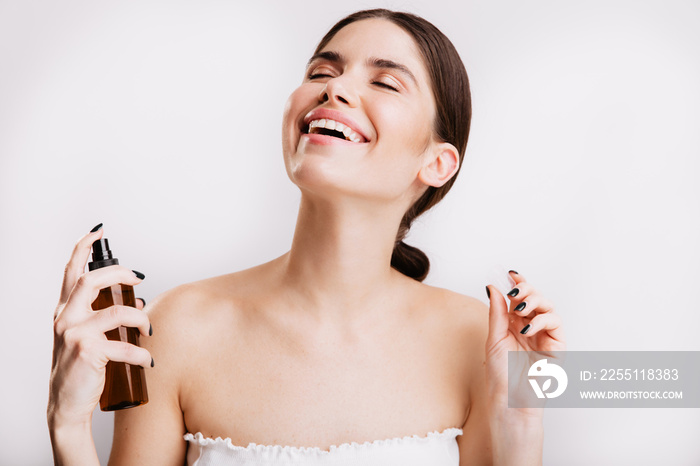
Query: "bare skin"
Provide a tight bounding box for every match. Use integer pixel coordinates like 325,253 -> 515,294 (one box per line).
108,255 -> 491,464
49,17 -> 564,466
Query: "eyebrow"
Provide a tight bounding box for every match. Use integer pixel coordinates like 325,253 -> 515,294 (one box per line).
306,50 -> 419,88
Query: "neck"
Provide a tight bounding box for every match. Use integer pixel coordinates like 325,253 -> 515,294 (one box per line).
280,193 -> 410,326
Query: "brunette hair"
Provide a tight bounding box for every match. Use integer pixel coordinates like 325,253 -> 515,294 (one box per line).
313,9 -> 472,282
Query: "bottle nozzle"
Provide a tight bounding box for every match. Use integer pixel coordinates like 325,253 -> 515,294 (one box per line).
88,238 -> 119,270
91,238 -> 113,262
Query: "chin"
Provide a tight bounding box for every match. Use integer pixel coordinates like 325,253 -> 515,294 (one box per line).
286,154 -> 355,198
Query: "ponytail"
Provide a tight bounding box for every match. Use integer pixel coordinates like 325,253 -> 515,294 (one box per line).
391,240 -> 430,282
390,199 -> 432,281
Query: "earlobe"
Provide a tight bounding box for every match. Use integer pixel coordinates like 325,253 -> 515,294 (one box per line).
417,142 -> 460,188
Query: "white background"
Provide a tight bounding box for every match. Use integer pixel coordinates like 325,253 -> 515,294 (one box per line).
1,0 -> 699,464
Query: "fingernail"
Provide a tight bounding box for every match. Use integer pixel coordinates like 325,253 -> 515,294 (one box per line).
520,324 -> 531,334
509,270 -> 519,275
507,287 -> 520,297
149,323 -> 153,336
138,297 -> 147,307
90,223 -> 103,233
515,302 -> 527,312
485,286 -> 490,299
150,357 -> 155,368
132,270 -> 146,280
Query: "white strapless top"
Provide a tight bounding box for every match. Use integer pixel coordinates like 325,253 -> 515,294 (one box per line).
184,427 -> 463,465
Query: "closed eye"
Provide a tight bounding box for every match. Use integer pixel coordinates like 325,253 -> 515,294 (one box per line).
373,81 -> 399,92
308,74 -> 399,93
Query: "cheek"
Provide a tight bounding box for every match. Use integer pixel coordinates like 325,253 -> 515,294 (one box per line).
281,90 -> 301,139
403,109 -> 435,153
282,85 -> 318,152
371,98 -> 433,153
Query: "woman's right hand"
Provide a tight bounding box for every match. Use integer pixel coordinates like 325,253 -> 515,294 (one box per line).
48,225 -> 152,429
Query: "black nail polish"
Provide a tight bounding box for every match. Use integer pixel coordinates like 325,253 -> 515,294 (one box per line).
90,223 -> 103,233
149,323 -> 153,336
138,297 -> 147,307
132,270 -> 146,280
520,324 -> 531,334
509,270 -> 519,275
507,288 -> 520,297
485,286 -> 490,299
150,357 -> 155,368
515,302 -> 527,312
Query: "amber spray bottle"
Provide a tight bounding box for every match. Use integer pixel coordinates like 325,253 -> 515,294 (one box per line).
89,238 -> 149,411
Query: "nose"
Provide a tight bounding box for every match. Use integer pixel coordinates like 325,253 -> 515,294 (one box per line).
318,76 -> 358,107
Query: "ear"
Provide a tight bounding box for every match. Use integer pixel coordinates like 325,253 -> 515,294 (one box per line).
417,141 -> 460,188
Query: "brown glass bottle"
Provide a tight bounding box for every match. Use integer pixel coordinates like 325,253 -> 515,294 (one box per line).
89,238 -> 148,411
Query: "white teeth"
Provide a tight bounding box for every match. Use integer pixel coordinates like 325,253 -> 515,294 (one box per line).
307,118 -> 364,142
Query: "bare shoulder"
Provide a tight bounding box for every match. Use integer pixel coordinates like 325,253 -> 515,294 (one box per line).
413,282 -> 489,345
146,274 -> 240,335
143,266 -> 266,361
110,271 -> 252,465
403,281 -> 488,379
408,284 -> 494,464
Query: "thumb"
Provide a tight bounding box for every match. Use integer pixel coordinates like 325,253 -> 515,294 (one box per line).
485,285 -> 510,351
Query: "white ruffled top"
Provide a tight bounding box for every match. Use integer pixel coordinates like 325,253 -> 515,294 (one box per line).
184,427 -> 463,465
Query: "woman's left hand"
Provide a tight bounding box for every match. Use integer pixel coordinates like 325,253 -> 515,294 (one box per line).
484,270 -> 567,414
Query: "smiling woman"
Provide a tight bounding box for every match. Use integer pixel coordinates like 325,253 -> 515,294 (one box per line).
286,9 -> 472,283
48,8 -> 565,466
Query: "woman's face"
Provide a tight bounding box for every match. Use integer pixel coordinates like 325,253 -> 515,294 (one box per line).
281,18 -> 440,205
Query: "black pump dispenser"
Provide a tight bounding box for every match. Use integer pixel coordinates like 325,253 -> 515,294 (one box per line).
88,238 -> 120,270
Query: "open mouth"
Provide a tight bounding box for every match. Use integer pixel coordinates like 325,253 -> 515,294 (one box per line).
303,118 -> 367,143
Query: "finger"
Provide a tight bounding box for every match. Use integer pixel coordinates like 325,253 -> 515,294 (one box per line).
66,266 -> 144,314
99,339 -> 153,369
485,285 -> 510,351
136,298 -> 146,310
519,312 -> 565,341
508,269 -> 526,285
504,280 -> 533,314
513,295 -> 555,318
60,224 -> 104,305
505,281 -> 534,302
88,305 -> 151,337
